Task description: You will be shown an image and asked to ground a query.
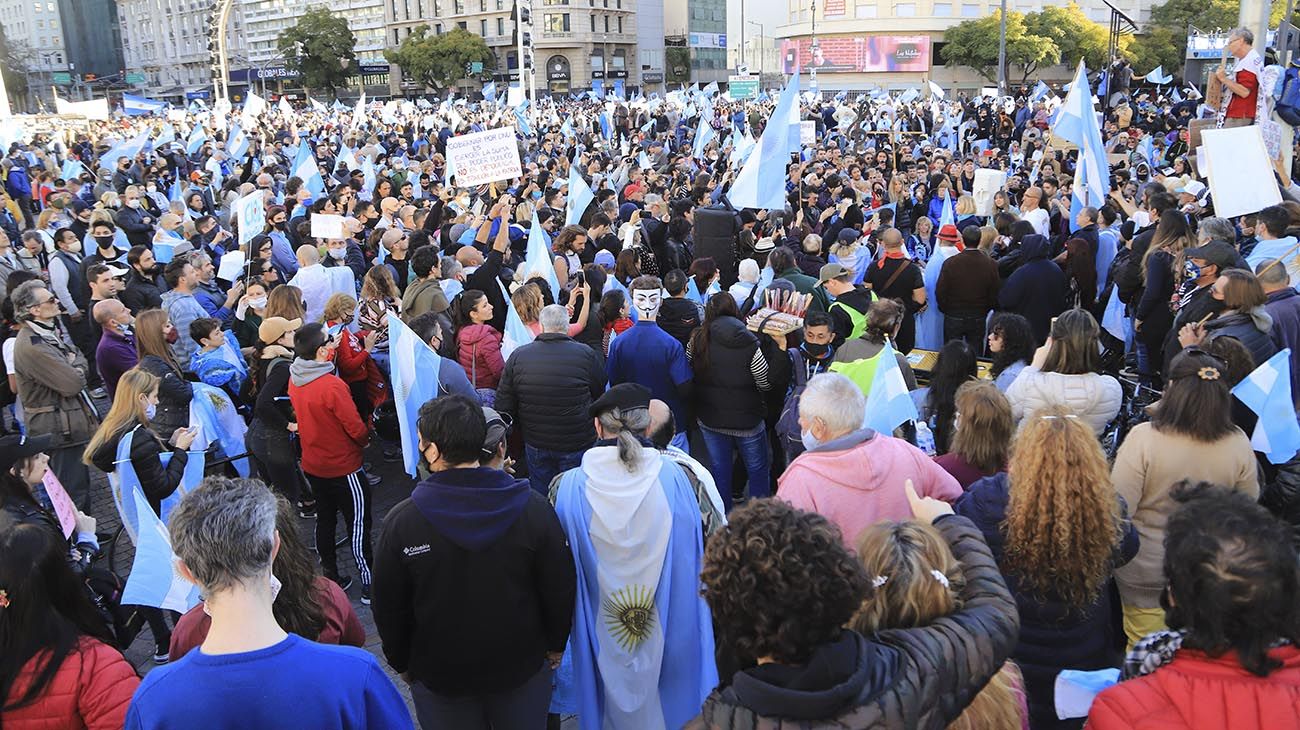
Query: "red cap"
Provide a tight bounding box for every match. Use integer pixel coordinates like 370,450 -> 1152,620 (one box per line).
937,224 -> 961,243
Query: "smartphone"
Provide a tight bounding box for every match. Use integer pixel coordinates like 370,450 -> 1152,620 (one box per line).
575,270 -> 585,286
471,198 -> 485,217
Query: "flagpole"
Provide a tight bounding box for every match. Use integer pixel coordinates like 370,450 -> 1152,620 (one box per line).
997,0 -> 1008,95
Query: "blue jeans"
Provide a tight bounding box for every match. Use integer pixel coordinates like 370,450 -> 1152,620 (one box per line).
525,444 -> 584,496
700,425 -> 770,511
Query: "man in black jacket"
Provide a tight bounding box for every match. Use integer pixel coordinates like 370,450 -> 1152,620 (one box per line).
120,245 -> 163,315
372,395 -> 576,728
496,303 -> 607,494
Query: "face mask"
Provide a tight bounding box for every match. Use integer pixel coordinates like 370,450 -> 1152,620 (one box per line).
801,429 -> 820,451
802,342 -> 829,357
273,220 -> 286,231
62,241 -> 82,255
146,185 -> 157,193
94,235 -> 115,250
144,402 -> 157,420
248,296 -> 268,309
329,247 -> 347,260
126,199 -> 141,209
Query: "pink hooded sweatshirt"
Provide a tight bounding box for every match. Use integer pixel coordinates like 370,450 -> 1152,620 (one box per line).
777,429 -> 963,550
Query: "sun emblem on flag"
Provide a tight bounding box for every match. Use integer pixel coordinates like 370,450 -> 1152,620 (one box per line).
207,390 -> 228,412
602,584 -> 655,651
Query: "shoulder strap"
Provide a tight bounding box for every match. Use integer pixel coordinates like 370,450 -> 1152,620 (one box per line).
881,259 -> 913,292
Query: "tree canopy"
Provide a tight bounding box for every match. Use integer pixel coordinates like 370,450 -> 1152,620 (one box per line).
0,24 -> 29,101
941,10 -> 1059,84
277,6 -> 357,94
383,26 -> 493,91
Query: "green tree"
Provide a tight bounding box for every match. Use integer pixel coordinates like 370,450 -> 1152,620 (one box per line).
1139,0 -> 1295,65
0,24 -> 29,102
1026,3 -> 1110,71
277,6 -> 357,94
384,26 -> 492,91
1125,26 -> 1185,76
942,11 -> 1059,84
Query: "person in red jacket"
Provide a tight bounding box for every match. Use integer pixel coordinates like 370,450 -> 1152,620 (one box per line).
452,289 -> 504,392
0,523 -> 140,729
1089,482 -> 1300,729
169,494 -> 365,660
287,323 -> 374,604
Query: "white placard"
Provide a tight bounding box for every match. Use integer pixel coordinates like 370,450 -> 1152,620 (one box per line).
800,120 -> 816,146
167,109 -> 188,122
444,126 -> 524,188
233,190 -> 265,248
310,213 -> 346,240
1201,125 -> 1281,219
972,169 -> 1007,216
216,250 -> 246,283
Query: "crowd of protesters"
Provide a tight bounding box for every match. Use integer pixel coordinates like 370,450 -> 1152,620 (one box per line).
3,25 -> 1300,730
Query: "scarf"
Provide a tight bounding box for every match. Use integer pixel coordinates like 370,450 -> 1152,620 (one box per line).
876,249 -> 907,268
27,319 -> 76,362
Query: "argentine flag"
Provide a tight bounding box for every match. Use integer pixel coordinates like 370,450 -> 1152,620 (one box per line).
60,158 -> 83,181
293,139 -> 326,199
388,314 -> 444,477
186,127 -> 208,156
1101,286 -> 1132,348
497,280 -> 535,360
227,121 -> 251,161
862,340 -> 919,434
524,212 -> 560,300
1232,349 -> 1300,464
729,70 -> 800,210
122,93 -> 167,116
189,382 -> 250,477
1053,61 -> 1110,230
566,165 -> 595,227
939,191 -> 955,228
692,115 -> 715,160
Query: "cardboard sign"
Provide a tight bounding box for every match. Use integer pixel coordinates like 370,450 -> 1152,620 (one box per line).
1201,125 -> 1281,218
42,470 -> 76,538
972,169 -> 1007,216
444,126 -> 524,188
310,213 -> 345,241
233,190 -> 265,248
800,120 -> 816,146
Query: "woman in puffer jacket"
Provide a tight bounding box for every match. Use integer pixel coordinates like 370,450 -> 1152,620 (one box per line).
452,289 -> 505,391
687,494 -> 1019,729
1177,268 -> 1279,369
1005,309 -> 1122,435
1,523 -> 140,729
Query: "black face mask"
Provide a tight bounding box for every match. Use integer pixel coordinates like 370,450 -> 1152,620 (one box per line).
273,220 -> 286,231
94,235 -> 115,250
802,342 -> 830,357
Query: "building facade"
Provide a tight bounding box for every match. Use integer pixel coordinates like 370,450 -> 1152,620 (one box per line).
385,0 -> 515,96
772,0 -> 1150,93
236,0 -> 389,99
118,0 -> 247,102
57,0 -> 124,84
666,0 -> 728,84
0,0 -> 71,110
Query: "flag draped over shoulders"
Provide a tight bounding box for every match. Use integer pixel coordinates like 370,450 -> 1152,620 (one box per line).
554,448 -> 717,730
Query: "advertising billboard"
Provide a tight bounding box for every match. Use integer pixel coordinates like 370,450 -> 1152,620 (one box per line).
780,35 -> 931,74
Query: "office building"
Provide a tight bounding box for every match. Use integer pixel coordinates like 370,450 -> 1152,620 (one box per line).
666,0 -> 728,84
118,0 -> 247,102
0,0 -> 70,110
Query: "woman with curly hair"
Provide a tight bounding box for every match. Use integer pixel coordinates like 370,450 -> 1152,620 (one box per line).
168,490 -> 364,660
851,520 -> 1027,730
688,493 -> 1019,729
956,405 -> 1138,729
1111,348 -> 1259,648
934,381 -> 1013,489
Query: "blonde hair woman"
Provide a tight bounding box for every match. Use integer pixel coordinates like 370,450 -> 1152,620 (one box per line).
852,520 -> 1027,730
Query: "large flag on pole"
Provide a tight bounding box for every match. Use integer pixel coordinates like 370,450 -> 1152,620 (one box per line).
1053,60 -> 1110,231
566,165 -> 595,227
524,212 -> 560,299
122,94 -> 167,116
862,340 -> 919,434
292,139 -> 326,199
728,70 -> 800,210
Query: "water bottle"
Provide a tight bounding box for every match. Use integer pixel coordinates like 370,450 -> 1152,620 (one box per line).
915,419 -> 936,456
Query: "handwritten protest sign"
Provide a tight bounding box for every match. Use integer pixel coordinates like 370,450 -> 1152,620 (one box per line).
43,470 -> 76,538
445,127 -> 524,188
800,121 -> 816,146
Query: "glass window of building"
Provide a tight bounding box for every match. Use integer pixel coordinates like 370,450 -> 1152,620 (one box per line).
894,2 -> 916,14
480,18 -> 487,34
544,12 -> 569,31
855,3 -> 877,17
933,2 -> 951,15
960,3 -> 980,15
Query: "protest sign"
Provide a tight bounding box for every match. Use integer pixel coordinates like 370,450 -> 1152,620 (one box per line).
233,190 -> 265,248
42,470 -> 76,538
216,250 -> 246,283
310,213 -> 346,240
972,169 -> 1007,215
445,126 -> 524,188
800,120 -> 816,146
1202,125 -> 1281,219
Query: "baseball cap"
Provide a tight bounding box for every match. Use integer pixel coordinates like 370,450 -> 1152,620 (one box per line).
593,249 -> 616,267
1176,180 -> 1207,199
258,316 -> 302,344
103,264 -> 130,278
589,382 -> 652,418
1185,241 -> 1237,271
817,262 -> 851,284
481,407 -> 511,456
0,433 -> 53,475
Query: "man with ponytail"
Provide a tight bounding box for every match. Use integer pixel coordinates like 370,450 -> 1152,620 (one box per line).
551,383 -> 718,730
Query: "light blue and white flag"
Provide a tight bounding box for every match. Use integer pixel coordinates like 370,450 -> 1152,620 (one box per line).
483,81 -> 497,103
497,280 -> 535,359
1144,66 -> 1173,85
692,115 -> 715,159
122,93 -> 167,116
599,111 -> 613,140
227,121 -> 250,160
337,144 -> 358,173
524,212 -> 560,299
120,485 -> 202,612
293,139 -> 326,199
1101,285 -> 1131,347
60,158 -> 83,181
638,150 -> 652,170
169,177 -> 184,203
1053,60 -> 1110,215
185,126 -> 208,156
939,192 -> 955,228
1032,80 -> 1051,101
189,382 -> 250,477
729,70 -> 799,210
566,165 -> 595,227
99,130 -> 151,170
515,105 -> 534,137
863,340 -> 919,434
1232,349 -> 1300,464
927,80 -> 945,99
388,314 -> 444,477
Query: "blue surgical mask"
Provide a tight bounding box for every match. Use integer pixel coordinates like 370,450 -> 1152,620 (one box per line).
531,190 -> 543,201
144,402 -> 157,420
801,429 -> 820,451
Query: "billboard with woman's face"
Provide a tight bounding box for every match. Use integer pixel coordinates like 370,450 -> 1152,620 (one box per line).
781,35 -> 931,74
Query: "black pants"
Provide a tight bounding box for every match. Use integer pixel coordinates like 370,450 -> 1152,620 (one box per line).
943,312 -> 987,355
307,468 -> 373,587
247,425 -> 306,504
